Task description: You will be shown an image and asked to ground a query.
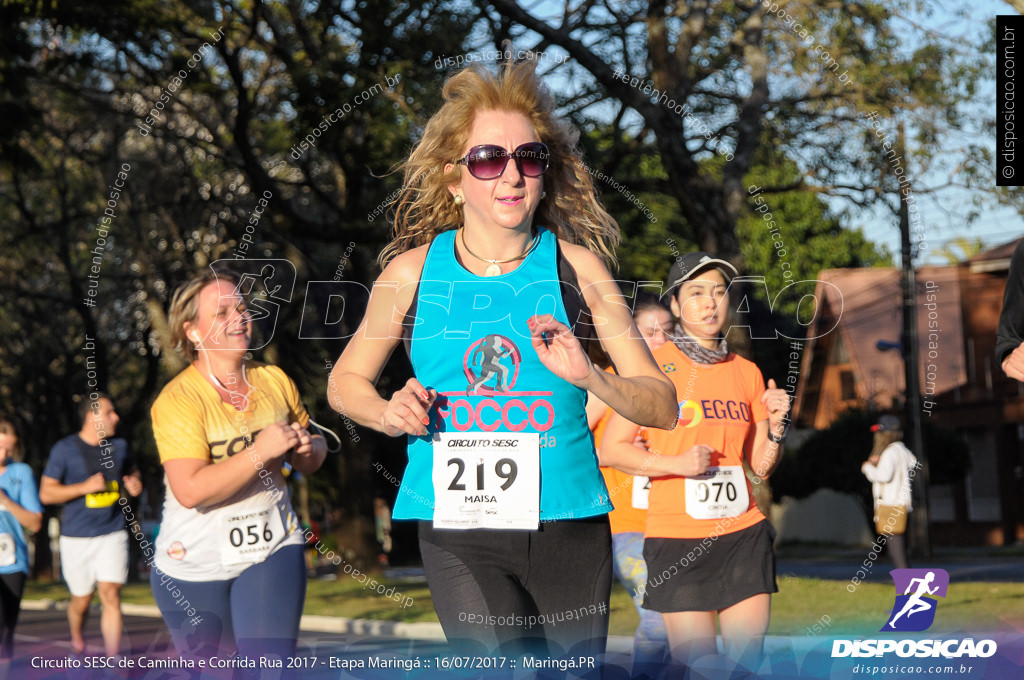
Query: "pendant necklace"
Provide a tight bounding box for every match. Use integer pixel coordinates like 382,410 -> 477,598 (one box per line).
459,228 -> 539,277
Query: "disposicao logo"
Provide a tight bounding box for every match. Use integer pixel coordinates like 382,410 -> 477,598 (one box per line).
831,569 -> 997,659
883,568 -> 948,632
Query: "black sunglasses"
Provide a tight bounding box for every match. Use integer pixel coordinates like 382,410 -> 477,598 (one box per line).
456,142 -> 550,180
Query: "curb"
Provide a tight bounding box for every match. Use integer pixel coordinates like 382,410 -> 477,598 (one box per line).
297,615 -> 447,641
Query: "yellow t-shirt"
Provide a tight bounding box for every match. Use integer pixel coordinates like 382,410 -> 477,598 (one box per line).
150,362 -> 310,580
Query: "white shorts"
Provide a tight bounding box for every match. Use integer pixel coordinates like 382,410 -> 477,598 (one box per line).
59,531 -> 129,597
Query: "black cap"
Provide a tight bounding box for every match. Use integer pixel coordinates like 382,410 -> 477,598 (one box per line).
871,414 -> 902,432
665,252 -> 738,294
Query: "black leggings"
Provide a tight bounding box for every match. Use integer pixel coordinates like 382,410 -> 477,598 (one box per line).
419,516 -> 612,658
0,572 -> 26,659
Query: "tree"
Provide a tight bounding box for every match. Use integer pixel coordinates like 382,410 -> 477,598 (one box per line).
485,0 -> 985,269
0,0 -> 475,567
936,236 -> 985,265
737,146 -> 891,374
572,124 -> 891,374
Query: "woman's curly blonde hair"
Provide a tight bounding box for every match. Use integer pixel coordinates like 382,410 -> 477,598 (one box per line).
378,58 -> 620,268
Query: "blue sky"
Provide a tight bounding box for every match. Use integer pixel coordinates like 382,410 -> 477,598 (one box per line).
486,1 -> 1018,262
856,0 -> 1021,263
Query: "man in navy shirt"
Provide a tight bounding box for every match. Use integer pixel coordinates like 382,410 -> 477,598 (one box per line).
40,394 -> 142,657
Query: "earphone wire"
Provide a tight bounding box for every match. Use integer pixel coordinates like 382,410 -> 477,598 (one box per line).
307,417 -> 342,453
206,360 -> 342,453
207,364 -> 251,413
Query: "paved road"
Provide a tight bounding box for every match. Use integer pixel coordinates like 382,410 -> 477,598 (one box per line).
9,607 -> 461,680
8,608 -> 621,680
8,551 -> 1023,679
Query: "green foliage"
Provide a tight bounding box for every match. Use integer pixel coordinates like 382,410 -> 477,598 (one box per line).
773,408 -> 972,523
773,409 -> 876,502
573,129 -> 695,283
582,131 -> 891,317
0,0 -> 476,563
739,149 -> 892,343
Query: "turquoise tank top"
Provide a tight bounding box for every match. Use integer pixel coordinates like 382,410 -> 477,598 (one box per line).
392,227 -> 612,522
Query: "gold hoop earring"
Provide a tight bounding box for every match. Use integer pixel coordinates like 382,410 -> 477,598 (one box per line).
453,194 -> 464,206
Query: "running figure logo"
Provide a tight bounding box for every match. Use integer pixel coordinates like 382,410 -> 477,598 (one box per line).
882,569 -> 949,632
209,259 -> 296,351
464,334 -> 521,395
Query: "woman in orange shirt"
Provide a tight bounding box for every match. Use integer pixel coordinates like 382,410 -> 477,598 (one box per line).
600,253 -> 790,672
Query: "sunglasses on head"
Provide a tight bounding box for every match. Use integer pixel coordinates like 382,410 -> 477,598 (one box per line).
456,142 -> 550,180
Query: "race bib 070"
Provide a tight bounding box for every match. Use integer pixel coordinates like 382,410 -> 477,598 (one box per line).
684,466 -> 749,520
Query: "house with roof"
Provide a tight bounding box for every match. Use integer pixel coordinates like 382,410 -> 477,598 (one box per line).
789,239 -> 1024,546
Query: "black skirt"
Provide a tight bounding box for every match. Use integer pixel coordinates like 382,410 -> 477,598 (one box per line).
642,519 -> 778,612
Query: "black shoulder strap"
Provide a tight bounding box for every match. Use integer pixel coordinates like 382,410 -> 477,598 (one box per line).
555,241 -> 597,353
401,280 -> 422,359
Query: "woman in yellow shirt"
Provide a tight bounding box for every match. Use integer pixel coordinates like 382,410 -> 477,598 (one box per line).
150,268 -> 326,665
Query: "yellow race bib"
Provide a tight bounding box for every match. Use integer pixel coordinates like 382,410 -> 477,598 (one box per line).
85,480 -> 119,508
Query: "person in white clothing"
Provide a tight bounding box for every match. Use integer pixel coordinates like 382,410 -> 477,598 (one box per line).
861,414 -> 918,569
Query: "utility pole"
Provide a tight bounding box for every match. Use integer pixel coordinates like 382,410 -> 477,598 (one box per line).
897,122 -> 932,558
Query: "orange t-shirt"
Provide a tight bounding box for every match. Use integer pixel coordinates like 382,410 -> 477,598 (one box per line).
593,368 -> 649,535
644,342 -> 769,539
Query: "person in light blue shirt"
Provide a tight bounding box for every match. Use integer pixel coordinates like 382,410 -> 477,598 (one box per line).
0,417 -> 43,660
